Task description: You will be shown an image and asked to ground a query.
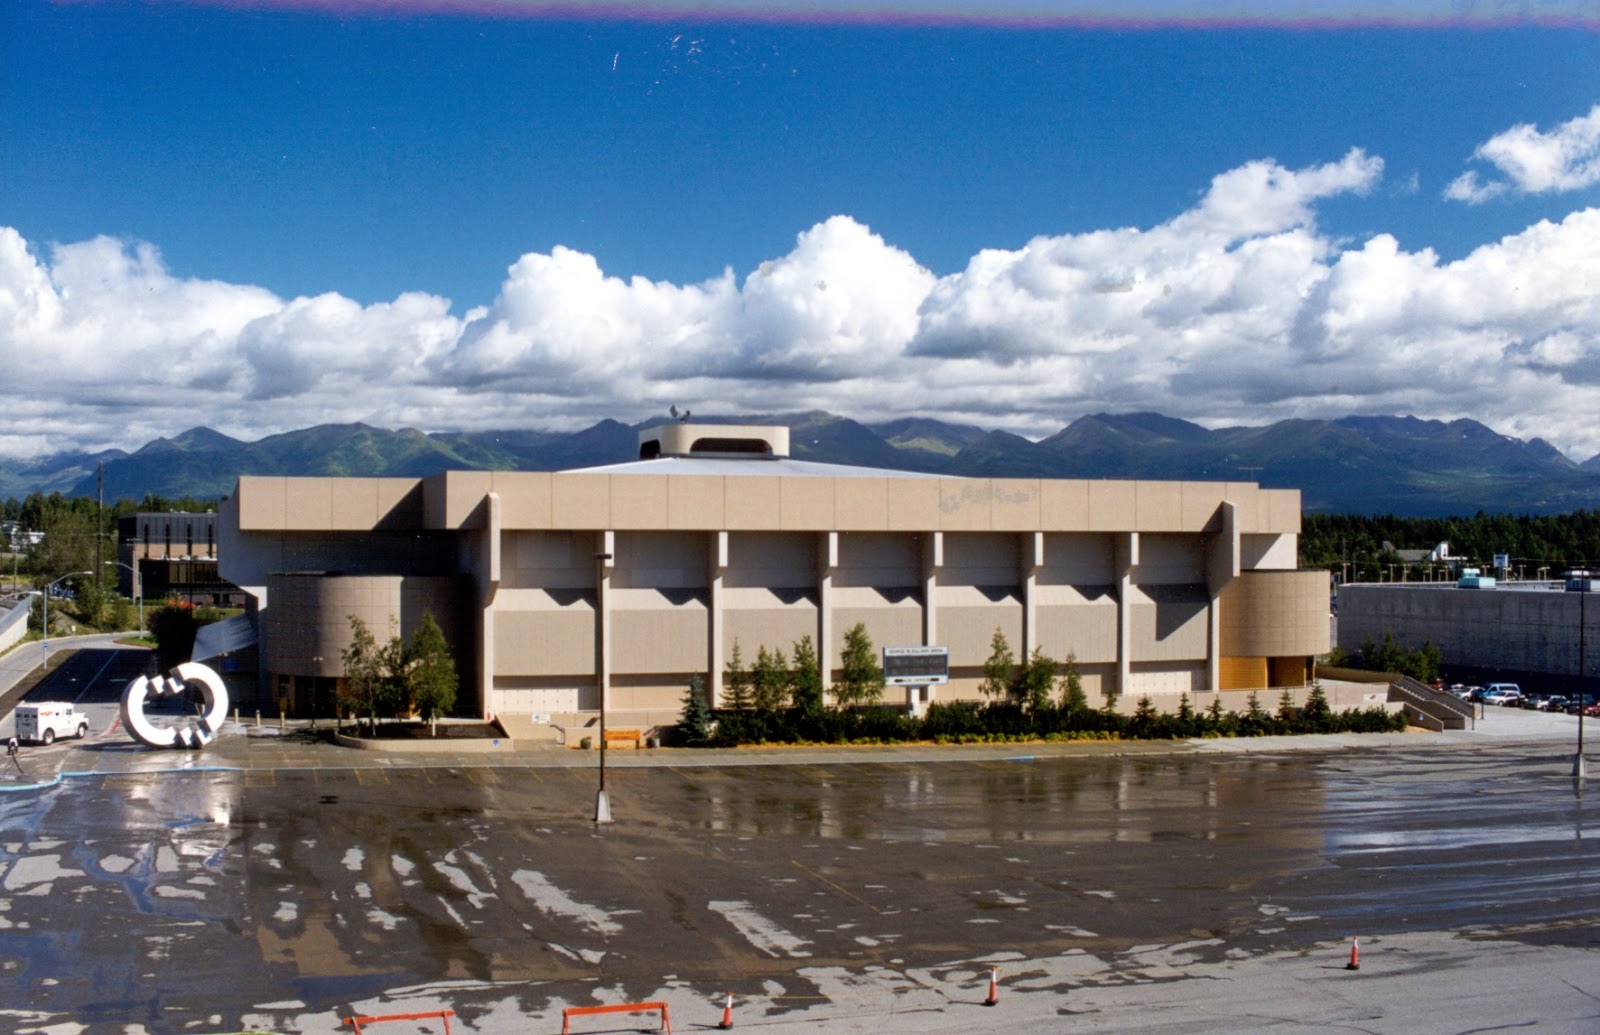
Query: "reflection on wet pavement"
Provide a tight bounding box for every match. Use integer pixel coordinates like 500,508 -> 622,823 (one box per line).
0,745 -> 1594,1032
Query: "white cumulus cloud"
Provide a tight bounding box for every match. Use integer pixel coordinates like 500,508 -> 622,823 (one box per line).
1446,102 -> 1600,203
2,143 -> 1600,463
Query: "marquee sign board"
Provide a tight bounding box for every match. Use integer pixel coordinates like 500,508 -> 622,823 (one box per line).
883,645 -> 949,686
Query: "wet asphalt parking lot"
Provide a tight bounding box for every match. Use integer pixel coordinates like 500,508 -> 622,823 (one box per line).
2,645 -> 1598,1033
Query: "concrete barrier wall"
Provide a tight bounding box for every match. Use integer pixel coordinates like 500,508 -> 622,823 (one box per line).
1339,583 -> 1591,683
0,598 -> 30,654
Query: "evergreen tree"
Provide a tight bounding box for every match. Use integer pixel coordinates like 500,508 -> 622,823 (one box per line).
789,635 -> 823,714
724,640 -> 753,710
1276,689 -> 1299,724
1302,683 -> 1331,725
1241,691 -> 1267,735
1016,647 -> 1057,713
750,645 -> 790,711
1058,651 -> 1088,712
979,628 -> 1016,699
1129,695 -> 1159,736
677,674 -> 714,746
833,623 -> 884,709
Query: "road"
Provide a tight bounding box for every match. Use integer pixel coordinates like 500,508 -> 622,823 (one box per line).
1,693 -> 1596,1033
0,638 -> 155,747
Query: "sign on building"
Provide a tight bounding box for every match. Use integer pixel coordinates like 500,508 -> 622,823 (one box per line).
883,646 -> 949,686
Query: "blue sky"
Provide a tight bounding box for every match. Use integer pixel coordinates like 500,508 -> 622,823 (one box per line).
2,0 -> 1599,461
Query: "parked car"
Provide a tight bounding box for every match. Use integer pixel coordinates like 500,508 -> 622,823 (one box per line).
1481,685 -> 1523,706
1585,702 -> 1600,718
1565,694 -> 1598,715
1537,695 -> 1570,712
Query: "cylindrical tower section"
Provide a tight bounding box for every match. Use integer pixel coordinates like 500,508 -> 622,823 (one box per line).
1218,570 -> 1331,689
265,573 -> 471,680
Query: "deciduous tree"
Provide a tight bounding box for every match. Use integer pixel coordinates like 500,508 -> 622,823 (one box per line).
407,612 -> 458,722
979,628 -> 1016,699
833,623 -> 884,709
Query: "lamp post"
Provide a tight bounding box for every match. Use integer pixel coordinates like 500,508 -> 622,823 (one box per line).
1570,570 -> 1589,780
595,550 -> 614,824
310,656 -> 323,729
41,570 -> 95,666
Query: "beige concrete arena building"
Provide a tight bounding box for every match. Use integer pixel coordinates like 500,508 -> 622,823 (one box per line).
218,422 -> 1330,730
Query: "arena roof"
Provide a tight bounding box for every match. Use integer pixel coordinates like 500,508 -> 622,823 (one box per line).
563,456 -> 942,479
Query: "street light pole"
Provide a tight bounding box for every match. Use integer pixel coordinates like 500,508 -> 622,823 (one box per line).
594,549 -> 614,824
1576,573 -> 1588,780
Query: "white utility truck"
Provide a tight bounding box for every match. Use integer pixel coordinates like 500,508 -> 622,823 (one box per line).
13,702 -> 89,744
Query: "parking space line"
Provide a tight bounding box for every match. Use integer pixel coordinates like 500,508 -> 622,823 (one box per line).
790,858 -> 882,914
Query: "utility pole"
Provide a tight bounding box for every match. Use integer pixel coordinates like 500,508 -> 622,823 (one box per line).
96,462 -> 104,600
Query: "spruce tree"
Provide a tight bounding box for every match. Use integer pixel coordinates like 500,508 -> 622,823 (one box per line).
789,635 -> 823,714
1058,651 -> 1088,712
724,641 -> 753,711
678,674 -> 713,746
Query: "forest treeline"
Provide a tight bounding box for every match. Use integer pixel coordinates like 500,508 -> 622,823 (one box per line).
1301,511 -> 1600,579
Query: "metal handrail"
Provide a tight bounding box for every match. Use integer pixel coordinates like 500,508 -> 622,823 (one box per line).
1391,676 -> 1474,729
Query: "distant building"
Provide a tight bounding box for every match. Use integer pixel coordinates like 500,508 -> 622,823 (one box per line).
117,511 -> 244,607
2,520 -> 43,552
1339,578 -> 1595,691
219,422 -> 1330,723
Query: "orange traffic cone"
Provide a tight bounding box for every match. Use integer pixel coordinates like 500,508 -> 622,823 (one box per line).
1345,936 -> 1360,971
983,966 -> 1000,1007
717,990 -> 734,1029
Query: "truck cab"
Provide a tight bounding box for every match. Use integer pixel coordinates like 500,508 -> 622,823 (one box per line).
13,702 -> 89,745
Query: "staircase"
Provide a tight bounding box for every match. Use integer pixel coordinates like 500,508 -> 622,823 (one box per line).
1388,676 -> 1474,731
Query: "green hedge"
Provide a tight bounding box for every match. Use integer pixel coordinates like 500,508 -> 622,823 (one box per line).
690,695 -> 1404,747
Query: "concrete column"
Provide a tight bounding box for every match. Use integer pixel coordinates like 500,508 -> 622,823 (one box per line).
818,531 -> 837,700
922,532 -> 943,646
1023,531 -> 1043,658
479,492 -> 501,719
1115,532 -> 1139,703
709,530 -> 728,707
595,530 -> 614,714
1205,502 -> 1239,694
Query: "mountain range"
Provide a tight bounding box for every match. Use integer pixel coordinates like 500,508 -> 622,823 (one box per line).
4,412 -> 1599,517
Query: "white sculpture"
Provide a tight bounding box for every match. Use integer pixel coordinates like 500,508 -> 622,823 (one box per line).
120,661 -> 230,749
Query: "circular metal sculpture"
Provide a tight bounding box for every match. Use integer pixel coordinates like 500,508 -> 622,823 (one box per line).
120,661 -> 230,749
